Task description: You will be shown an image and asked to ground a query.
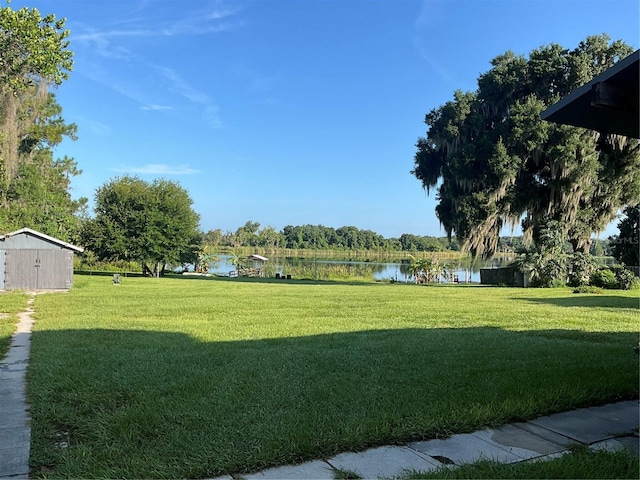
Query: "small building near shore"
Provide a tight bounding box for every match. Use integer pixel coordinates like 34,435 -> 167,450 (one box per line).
0,228 -> 84,291
480,267 -> 530,287
239,254 -> 268,277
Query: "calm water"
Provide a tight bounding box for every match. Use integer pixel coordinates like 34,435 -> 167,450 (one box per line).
204,254 -> 516,283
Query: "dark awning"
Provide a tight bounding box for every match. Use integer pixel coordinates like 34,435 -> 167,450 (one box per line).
541,50 -> 639,138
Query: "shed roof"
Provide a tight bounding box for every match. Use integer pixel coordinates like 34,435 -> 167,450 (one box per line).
247,254 -> 268,262
541,50 -> 639,138
0,228 -> 84,253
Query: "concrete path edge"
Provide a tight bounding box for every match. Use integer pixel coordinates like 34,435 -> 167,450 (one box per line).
0,294 -> 35,480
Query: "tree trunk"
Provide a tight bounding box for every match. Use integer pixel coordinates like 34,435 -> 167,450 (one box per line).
142,263 -> 153,276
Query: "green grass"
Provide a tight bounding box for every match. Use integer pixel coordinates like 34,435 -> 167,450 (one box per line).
27,276 -> 639,478
0,291 -> 31,356
403,446 -> 639,479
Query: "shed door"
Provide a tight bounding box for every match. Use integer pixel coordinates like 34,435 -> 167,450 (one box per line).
37,250 -> 73,289
4,249 -> 73,290
4,249 -> 38,290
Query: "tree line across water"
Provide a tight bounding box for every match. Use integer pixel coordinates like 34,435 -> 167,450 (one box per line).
202,221 -> 459,253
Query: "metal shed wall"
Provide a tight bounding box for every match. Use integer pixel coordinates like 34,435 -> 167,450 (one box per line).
1,233 -> 65,250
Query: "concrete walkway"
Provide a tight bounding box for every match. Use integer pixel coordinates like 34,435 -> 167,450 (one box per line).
0,294 -> 34,480
230,400 -> 639,480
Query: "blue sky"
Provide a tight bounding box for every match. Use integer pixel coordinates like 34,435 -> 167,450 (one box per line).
10,0 -> 640,238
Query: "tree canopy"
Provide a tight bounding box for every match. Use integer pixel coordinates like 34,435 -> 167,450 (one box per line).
0,5 -> 83,240
82,176 -> 201,275
610,204 -> 639,266
412,35 -> 640,258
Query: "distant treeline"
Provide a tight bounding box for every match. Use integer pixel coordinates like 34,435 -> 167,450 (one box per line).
202,222 -> 457,252
201,221 -> 613,255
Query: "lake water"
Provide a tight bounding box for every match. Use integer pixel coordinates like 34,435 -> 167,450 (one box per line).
204,254 -> 516,283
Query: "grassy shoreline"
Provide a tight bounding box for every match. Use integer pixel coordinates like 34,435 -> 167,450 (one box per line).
26,276 -> 639,478
222,246 -> 469,261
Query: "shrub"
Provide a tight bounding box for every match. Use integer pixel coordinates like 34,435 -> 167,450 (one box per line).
513,244 -> 568,288
539,258 -> 567,287
568,252 -> 598,287
590,268 -> 618,289
610,265 -> 640,290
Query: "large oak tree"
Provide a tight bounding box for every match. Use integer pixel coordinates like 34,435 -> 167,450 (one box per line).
82,176 -> 201,275
412,35 -> 640,259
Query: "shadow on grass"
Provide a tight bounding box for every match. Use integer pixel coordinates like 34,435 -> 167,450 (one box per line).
518,295 -> 640,309
27,326 -> 639,479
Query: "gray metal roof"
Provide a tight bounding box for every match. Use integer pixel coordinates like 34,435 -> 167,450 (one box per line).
541,50 -> 639,138
0,228 -> 84,253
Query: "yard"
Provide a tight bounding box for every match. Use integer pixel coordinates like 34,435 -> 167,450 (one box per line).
9,275 -> 639,478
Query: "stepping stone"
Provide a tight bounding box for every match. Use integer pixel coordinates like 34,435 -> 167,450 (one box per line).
0,407 -> 29,428
0,445 -> 30,479
530,408 -> 637,444
589,438 -> 629,453
511,421 -> 577,448
0,427 -> 30,450
327,446 -> 441,479
244,460 -> 335,479
409,433 -> 522,466
578,401 -> 640,431
589,435 -> 640,456
471,425 -> 567,460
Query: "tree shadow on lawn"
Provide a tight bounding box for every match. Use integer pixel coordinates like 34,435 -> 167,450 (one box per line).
27,326 -> 639,479
517,295 -> 640,310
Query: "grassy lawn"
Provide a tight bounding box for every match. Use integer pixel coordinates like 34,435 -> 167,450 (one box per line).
26,276 -> 639,478
0,291 -> 31,356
